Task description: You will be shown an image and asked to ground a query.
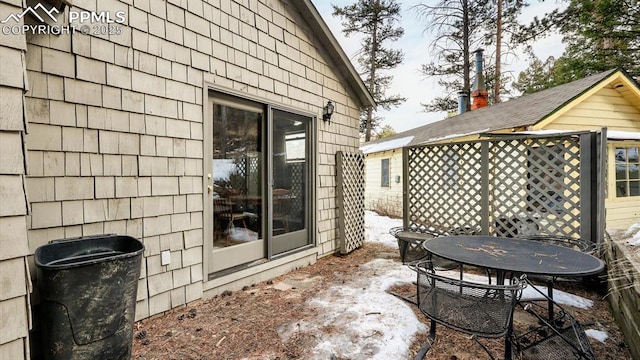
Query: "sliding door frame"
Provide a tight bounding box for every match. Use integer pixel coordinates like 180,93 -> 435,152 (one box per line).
203,82 -> 317,278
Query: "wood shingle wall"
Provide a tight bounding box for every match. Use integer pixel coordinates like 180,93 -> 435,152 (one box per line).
0,2 -> 366,356
0,0 -> 31,358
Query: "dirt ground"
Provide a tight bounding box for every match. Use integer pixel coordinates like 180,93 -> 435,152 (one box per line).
132,242 -> 633,360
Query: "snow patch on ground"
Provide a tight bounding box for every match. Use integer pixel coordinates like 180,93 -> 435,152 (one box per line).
276,211 -> 608,359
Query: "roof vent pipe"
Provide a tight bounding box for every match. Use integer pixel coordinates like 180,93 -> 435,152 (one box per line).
458,91 -> 469,114
471,49 -> 489,110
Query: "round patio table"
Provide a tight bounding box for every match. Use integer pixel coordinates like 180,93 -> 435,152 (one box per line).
421,235 -> 605,360
421,235 -> 604,278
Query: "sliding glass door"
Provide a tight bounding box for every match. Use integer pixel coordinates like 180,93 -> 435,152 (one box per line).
271,110 -> 310,255
206,94 -> 313,275
208,96 -> 265,273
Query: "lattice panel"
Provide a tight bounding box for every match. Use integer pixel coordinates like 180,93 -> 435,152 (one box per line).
248,156 -> 260,192
490,139 -> 530,237
407,134 -> 585,239
407,143 -> 484,234
230,156 -> 246,192
336,151 -> 366,254
289,162 -> 304,220
230,156 -> 261,194
490,136 -> 582,237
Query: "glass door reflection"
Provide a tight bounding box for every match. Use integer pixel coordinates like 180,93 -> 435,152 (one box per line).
271,109 -> 310,255
210,98 -> 264,273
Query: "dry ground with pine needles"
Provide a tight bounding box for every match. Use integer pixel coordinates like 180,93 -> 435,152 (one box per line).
132,242 -> 632,360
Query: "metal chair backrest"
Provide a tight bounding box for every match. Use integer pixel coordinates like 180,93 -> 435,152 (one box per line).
272,189 -> 291,215
213,198 -> 232,217
389,226 -> 448,265
514,278 -> 596,360
411,260 -> 525,338
272,189 -> 291,234
516,234 -> 596,254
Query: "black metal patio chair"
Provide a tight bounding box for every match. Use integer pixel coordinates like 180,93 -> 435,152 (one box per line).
388,225 -> 490,305
389,225 -> 448,265
388,226 -> 454,305
512,277 -> 597,360
409,260 -> 526,360
514,233 -> 603,319
389,224 -> 479,267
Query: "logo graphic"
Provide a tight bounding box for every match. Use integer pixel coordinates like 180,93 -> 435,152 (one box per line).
0,3 -> 59,24
2,3 -> 125,36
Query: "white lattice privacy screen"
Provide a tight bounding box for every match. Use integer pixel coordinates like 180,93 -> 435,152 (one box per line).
337,151 -> 366,254
404,131 -> 606,246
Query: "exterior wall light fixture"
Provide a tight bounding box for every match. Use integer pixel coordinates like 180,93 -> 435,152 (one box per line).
322,101 -> 334,123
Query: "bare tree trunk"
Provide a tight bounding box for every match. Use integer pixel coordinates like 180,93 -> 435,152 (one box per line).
365,0 -> 380,142
365,107 -> 373,141
494,0 -> 502,104
462,0 -> 471,111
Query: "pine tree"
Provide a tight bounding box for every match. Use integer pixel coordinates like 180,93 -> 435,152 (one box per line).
511,50 -> 559,94
415,0 -> 525,112
515,0 -> 640,90
333,0 -> 406,141
376,124 -> 397,139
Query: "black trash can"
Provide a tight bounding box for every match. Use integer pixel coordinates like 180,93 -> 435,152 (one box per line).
35,234 -> 144,360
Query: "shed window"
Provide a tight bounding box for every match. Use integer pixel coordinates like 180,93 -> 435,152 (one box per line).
615,146 -> 640,197
381,158 -> 390,187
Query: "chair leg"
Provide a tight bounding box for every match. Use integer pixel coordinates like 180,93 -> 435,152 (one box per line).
388,290 -> 418,305
242,218 -> 249,239
414,320 -> 436,360
547,279 -> 554,320
471,335 -> 496,360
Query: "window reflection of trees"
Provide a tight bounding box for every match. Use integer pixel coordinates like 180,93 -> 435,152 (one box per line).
213,106 -> 261,158
213,104 -> 262,198
615,146 -> 640,197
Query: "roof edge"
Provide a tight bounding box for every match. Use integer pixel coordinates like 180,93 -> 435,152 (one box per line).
617,67 -> 640,100
532,69 -> 623,129
296,1 -> 376,109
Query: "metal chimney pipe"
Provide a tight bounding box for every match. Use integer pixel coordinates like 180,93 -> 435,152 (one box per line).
458,91 -> 469,114
471,49 -> 489,110
474,49 -> 485,87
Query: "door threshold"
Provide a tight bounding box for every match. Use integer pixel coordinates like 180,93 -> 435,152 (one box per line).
208,258 -> 269,280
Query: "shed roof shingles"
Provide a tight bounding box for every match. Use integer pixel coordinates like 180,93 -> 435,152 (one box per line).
364,69 -> 619,149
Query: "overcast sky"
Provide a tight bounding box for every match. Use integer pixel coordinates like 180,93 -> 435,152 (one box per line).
312,1 -> 566,133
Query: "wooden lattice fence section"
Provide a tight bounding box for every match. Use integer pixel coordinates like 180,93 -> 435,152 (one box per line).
336,151 -> 365,254
405,132 -> 605,245
406,141 -> 484,234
